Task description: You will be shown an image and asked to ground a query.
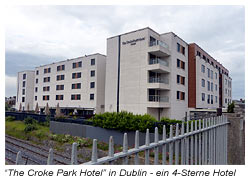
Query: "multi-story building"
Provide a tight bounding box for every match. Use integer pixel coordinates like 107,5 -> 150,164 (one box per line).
16,53 -> 106,115
15,27 -> 232,121
105,27 -> 189,120
188,43 -> 232,110
16,70 -> 35,111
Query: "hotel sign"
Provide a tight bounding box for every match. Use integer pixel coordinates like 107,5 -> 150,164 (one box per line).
122,37 -> 145,46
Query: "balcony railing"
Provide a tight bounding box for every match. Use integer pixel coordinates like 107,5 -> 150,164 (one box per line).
148,95 -> 169,102
149,58 -> 169,67
149,77 -> 169,84
149,40 -> 169,49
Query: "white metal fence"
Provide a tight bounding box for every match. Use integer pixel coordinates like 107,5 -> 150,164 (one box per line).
15,115 -> 229,165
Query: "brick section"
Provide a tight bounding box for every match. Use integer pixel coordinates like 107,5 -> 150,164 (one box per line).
188,44 -> 196,108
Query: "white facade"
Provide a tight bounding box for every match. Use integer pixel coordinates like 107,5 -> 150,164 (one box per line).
222,74 -> 232,108
16,54 -> 106,114
105,28 -> 188,120
16,70 -> 35,111
195,56 -> 220,109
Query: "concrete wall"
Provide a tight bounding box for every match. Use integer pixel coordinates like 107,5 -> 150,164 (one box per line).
225,103 -> 245,165
50,121 -> 162,147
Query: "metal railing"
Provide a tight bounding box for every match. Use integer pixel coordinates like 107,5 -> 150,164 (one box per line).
14,115 -> 229,165
149,77 -> 169,84
148,95 -> 169,102
149,40 -> 169,49
149,58 -> 169,67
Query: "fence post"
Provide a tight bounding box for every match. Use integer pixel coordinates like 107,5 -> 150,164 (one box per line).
15,151 -> 22,165
169,125 -> 173,165
198,119 -> 202,165
123,133 -> 128,165
186,121 -> 189,165
181,123 -> 185,164
71,142 -> 78,165
47,148 -> 54,165
190,121 -> 194,165
108,136 -> 114,165
91,139 -> 98,163
162,125 -> 166,165
175,123 -> 179,165
145,129 -> 150,165
154,127 -> 159,165
134,130 -> 139,165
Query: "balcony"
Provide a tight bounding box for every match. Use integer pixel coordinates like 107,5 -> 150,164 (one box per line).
147,58 -> 170,73
148,95 -> 170,108
148,77 -> 170,90
148,40 -> 170,57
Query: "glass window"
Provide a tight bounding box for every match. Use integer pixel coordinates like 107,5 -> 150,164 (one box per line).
207,81 -> 210,91
90,70 -> 95,77
177,59 -> 180,68
202,93 -> 205,101
202,79 -> 205,87
22,81 -> 26,87
90,94 -> 94,100
91,59 -> 95,66
23,74 -> 26,80
207,95 -> 210,104
90,82 -> 95,88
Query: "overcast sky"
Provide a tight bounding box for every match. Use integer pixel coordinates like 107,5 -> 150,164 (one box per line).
5,5 -> 245,100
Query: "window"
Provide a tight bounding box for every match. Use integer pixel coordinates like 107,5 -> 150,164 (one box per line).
177,43 -> 181,52
202,79 -> 205,87
56,85 -> 64,90
215,72 -> 217,79
202,93 -> 205,101
177,59 -> 180,68
35,87 -> 38,92
211,70 -> 213,79
211,83 -> 213,92
35,96 -> 37,101
23,74 -> 26,80
56,74 -> 65,81
36,70 -> 39,75
225,79 -> 227,85
207,68 -> 210,78
225,98 -> 227,104
72,61 -> 82,69
201,65 -> 205,73
207,81 -> 210,91
90,82 -> 95,88
72,72 -> 81,79
197,51 -> 201,57
177,91 -> 185,100
36,78 -> 38,84
23,81 -> 26,87
91,59 -> 95,66
203,55 -> 206,60
43,77 -> 50,82
44,67 -> 51,74
22,97 -> 25,102
215,96 -> 218,103
43,86 -> 50,92
211,95 -> 213,104
177,59 -> 185,70
56,95 -> 64,100
177,75 -> 180,84
43,95 -> 50,101
72,83 -> 81,89
207,95 -> 210,104
57,65 -> 65,71
71,94 -> 81,100
181,76 -> 185,85
90,70 -> 95,77
181,46 -> 185,55
22,89 -> 25,95
225,88 -> 227,94
90,94 -> 95,100
215,84 -> 218,91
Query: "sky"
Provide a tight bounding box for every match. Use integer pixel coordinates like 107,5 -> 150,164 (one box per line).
5,5 -> 245,100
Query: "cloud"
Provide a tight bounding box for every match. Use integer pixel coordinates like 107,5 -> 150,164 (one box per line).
5,5 -> 245,99
5,75 -> 17,97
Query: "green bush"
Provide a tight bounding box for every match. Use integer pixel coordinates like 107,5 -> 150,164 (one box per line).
227,102 -> 235,113
24,124 -> 37,133
6,116 -> 16,122
92,111 -> 182,133
24,116 -> 36,125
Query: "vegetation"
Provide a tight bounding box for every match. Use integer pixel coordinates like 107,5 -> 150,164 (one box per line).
92,111 -> 185,133
6,116 -> 16,122
227,102 -> 235,113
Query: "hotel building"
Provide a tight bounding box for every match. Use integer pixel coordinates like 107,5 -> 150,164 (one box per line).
105,27 -> 189,120
16,54 -> 106,115
15,27 -> 232,120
